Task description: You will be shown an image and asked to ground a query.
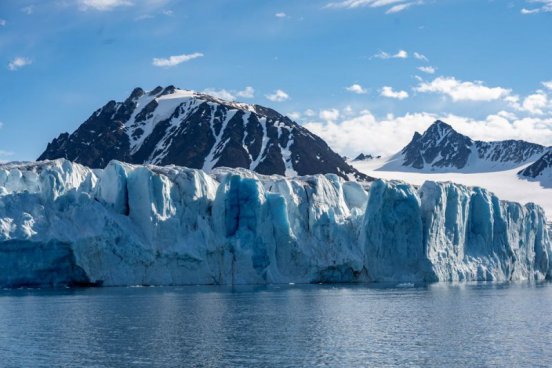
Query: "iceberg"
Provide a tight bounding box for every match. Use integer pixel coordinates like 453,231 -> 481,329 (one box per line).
0,159 -> 550,287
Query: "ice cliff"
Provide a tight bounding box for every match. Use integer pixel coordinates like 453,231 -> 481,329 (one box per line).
0,159 -> 550,287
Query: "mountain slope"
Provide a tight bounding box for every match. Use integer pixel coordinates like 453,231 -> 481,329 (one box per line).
39,86 -> 368,180
383,120 -> 546,173
351,119 -> 552,218
519,151 -> 552,187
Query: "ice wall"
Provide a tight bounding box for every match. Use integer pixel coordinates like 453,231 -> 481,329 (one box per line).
0,159 -> 549,287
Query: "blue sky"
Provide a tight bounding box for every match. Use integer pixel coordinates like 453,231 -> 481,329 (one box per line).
1,0 -> 552,160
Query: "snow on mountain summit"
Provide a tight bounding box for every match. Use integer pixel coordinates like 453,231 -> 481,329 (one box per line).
351,120 -> 552,218
38,86 -> 369,181
382,120 -> 546,172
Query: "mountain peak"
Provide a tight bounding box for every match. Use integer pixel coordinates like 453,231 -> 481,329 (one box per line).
430,119 -> 451,129
392,119 -> 546,172
422,120 -> 460,140
399,120 -> 473,170
128,87 -> 145,100
38,86 -> 370,181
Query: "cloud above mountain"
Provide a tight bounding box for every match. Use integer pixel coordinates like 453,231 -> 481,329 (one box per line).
266,89 -> 290,102
201,86 -> 255,101
415,76 -> 511,102
380,86 -> 409,100
304,109 -> 552,157
152,52 -> 203,67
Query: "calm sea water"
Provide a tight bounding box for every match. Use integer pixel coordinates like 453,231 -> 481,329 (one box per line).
1,282 -> 551,367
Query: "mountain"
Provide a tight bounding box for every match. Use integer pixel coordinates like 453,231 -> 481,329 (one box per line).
38,86 -> 368,181
351,119 -> 552,217
0,159 -> 549,287
353,153 -> 381,161
385,120 -> 546,172
519,151 -> 552,187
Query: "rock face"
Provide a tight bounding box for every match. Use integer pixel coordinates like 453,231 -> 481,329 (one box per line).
391,120 -> 546,172
519,150 -> 552,186
0,159 -> 550,287
38,86 -> 367,181
353,153 -> 381,161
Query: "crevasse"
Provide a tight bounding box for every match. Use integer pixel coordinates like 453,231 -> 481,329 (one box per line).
0,159 -> 549,287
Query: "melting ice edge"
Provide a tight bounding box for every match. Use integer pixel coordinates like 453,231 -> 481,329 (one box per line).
0,159 -> 550,287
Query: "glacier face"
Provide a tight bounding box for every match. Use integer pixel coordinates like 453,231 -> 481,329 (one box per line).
0,159 -> 550,287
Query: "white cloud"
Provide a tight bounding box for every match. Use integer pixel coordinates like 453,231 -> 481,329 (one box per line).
304,110 -> 552,157
325,0 -> 424,14
265,89 -> 289,102
0,19 -> 6,27
521,0 -> 552,14
319,109 -> 340,122
162,9 -> 174,16
417,66 -> 436,74
287,112 -> 301,120
542,81 -> 552,90
304,109 -> 316,117
394,50 -> 408,59
202,86 -> 255,101
7,57 -> 32,71
415,76 -> 511,102
374,49 -> 408,59
380,86 -> 409,100
373,49 -> 426,60
521,92 -> 548,115
152,52 -> 203,67
275,12 -> 287,18
79,0 -> 133,11
346,84 -> 367,94
236,86 -> 255,99
413,52 -> 428,61
386,1 -> 420,14
343,105 -> 354,116
202,88 -> 236,101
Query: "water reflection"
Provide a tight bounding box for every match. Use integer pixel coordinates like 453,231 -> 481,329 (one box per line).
0,282 -> 551,367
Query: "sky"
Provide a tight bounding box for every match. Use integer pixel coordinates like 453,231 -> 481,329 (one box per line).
1,0 -> 552,161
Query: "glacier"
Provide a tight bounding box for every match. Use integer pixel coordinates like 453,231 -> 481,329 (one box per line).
0,159 -> 550,288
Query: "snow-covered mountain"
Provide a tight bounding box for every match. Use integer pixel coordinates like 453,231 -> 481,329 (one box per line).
519,151 -> 552,187
383,120 -> 547,172
351,120 -> 552,217
38,86 -> 368,181
0,159 -> 550,287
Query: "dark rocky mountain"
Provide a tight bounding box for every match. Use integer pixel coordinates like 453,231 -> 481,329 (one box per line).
39,86 -> 370,181
519,150 -> 552,179
353,153 -> 381,161
390,120 -> 546,172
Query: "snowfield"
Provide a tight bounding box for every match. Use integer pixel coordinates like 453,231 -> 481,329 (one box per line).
353,158 -> 552,220
0,159 -> 550,287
